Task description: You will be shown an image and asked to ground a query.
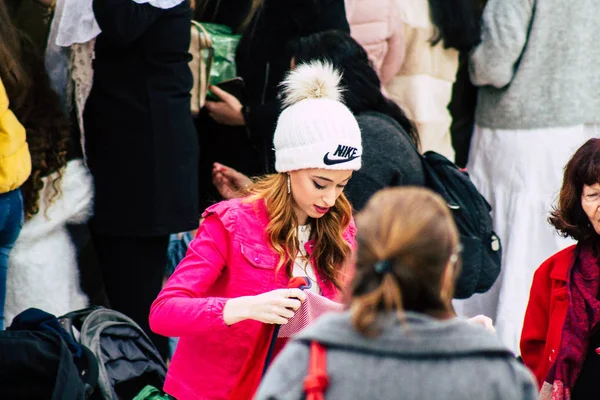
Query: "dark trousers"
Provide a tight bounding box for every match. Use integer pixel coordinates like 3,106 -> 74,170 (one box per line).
90,232 -> 169,359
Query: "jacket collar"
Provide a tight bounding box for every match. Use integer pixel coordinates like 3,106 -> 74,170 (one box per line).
296,311 -> 514,358
251,198 -> 351,299
549,245 -> 578,282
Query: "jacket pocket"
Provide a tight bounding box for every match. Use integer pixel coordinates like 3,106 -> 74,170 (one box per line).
240,243 -> 278,270
549,286 -> 567,316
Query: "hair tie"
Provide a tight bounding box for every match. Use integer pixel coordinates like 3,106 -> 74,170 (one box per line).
374,259 -> 393,275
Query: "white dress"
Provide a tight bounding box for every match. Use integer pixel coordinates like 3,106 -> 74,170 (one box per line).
453,124 -> 599,354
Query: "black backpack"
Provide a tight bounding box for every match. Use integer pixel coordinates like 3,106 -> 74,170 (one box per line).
59,307 -> 168,400
373,111 -> 502,299
0,308 -> 99,399
420,151 -> 502,299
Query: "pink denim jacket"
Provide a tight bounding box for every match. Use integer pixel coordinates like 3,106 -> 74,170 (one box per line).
149,197 -> 357,400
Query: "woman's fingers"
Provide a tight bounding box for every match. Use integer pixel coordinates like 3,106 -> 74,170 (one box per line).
258,311 -> 290,325
270,315 -> 290,325
209,85 -> 236,104
279,297 -> 302,311
274,306 -> 295,320
280,288 -> 307,302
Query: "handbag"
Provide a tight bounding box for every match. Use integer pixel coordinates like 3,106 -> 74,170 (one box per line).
189,20 -> 213,116
188,22 -> 242,115
303,341 -> 329,400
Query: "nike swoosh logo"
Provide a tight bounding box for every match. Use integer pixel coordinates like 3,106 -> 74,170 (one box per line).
323,153 -> 361,165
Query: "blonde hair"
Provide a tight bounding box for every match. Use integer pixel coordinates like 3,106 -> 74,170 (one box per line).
246,173 -> 353,289
351,187 -> 460,336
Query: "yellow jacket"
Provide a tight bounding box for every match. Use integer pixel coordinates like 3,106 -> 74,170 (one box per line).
0,77 -> 31,193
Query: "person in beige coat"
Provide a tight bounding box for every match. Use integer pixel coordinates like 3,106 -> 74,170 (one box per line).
384,0 -> 481,161
345,0 -> 404,85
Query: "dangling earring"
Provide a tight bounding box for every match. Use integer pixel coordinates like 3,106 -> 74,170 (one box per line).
287,174 -> 291,194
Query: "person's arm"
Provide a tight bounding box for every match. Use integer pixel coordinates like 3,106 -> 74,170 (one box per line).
378,0 -> 406,85
520,261 -> 552,387
149,212 -> 306,337
254,341 -> 310,400
469,0 -> 535,88
149,213 -> 233,337
212,162 -> 252,199
92,0 -> 165,45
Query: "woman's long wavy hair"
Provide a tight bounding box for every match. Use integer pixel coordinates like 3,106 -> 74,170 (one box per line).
246,173 -> 353,290
351,187 -> 460,336
0,1 -> 70,219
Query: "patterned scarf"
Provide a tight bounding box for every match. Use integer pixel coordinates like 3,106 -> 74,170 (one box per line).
541,243 -> 600,400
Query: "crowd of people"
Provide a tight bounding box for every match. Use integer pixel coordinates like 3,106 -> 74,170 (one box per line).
1,0 -> 600,399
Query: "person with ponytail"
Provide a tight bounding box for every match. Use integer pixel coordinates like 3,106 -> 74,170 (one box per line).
256,187 -> 537,400
149,61 -> 360,400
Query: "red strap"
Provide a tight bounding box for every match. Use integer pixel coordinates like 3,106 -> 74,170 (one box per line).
304,342 -> 328,400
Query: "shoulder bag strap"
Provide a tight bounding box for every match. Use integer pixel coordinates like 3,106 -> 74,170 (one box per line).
191,21 -> 214,108
303,341 -> 329,400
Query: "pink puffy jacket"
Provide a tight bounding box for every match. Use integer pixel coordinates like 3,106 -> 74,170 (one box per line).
149,197 -> 357,400
346,0 -> 405,84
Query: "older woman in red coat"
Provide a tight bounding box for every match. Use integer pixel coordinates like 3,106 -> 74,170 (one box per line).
521,138 -> 600,399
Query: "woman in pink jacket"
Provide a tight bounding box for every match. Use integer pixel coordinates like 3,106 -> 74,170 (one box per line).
149,61 -> 362,400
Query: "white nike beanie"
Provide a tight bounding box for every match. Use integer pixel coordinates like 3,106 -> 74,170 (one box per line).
273,61 -> 362,173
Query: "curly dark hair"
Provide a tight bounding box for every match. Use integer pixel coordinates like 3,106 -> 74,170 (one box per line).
549,138 -> 600,243
0,1 -> 70,219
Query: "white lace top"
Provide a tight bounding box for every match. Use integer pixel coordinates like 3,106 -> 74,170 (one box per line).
292,225 -> 321,294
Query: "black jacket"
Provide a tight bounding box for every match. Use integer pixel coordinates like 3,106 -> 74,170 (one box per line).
344,112 -> 425,211
84,0 -> 199,236
195,0 -> 349,210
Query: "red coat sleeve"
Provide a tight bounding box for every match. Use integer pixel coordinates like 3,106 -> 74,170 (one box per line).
520,258 -> 554,388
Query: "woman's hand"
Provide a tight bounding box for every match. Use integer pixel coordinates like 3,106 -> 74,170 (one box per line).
468,314 -> 496,333
212,162 -> 253,200
223,288 -> 307,325
205,86 -> 246,126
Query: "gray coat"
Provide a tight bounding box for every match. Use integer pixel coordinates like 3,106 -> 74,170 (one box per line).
256,312 -> 537,400
471,0 -> 600,130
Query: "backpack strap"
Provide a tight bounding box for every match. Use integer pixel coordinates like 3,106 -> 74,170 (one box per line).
303,341 -> 329,400
59,306 -> 102,339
